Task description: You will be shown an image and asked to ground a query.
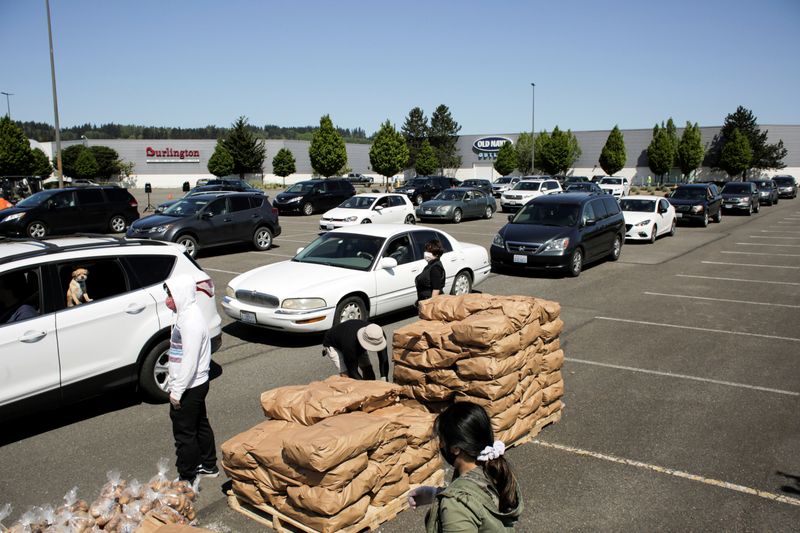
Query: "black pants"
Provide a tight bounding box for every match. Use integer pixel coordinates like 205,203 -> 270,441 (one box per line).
170,381 -> 217,480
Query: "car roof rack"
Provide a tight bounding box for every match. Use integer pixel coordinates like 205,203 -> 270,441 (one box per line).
0,234 -> 169,266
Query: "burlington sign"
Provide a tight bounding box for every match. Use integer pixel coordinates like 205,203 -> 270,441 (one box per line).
473,136 -> 513,153
145,147 -> 201,163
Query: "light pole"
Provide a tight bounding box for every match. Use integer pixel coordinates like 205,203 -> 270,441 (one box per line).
530,83 -> 535,175
0,92 -> 12,118
46,0 -> 64,188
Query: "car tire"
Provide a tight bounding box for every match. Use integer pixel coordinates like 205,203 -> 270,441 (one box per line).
451,270 -> 472,295
109,214 -> 127,233
649,226 -> 657,244
26,221 -> 48,239
361,218 -> 371,224
669,219 -> 676,236
714,209 -> 722,223
139,339 -> 170,403
302,202 -> 314,216
404,214 -> 416,225
414,194 -> 424,206
334,296 -> 366,326
484,206 -> 493,219
755,202 -> 760,213
568,248 -> 583,277
453,209 -> 462,224
176,234 -> 198,258
701,213 -> 709,227
609,235 -> 622,261
253,226 -> 273,251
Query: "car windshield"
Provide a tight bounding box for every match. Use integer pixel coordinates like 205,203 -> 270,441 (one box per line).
620,199 -> 656,212
601,178 -> 623,185
435,190 -> 465,201
773,177 -> 793,186
293,233 -> 385,271
671,188 -> 707,200
339,196 -> 376,209
163,197 -> 211,216
722,184 -> 752,194
514,182 -> 541,191
285,182 -> 315,193
495,177 -> 512,184
406,178 -> 428,187
15,190 -> 57,207
566,184 -> 593,192
753,182 -> 771,190
512,203 -> 580,226
463,180 -> 487,187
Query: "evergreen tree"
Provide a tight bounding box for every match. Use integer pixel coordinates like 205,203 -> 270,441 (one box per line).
708,106 -> 786,174
89,145 -> 121,180
272,148 -> 296,184
415,139 -> 437,176
515,132 -> 533,175
207,143 -> 234,177
429,104 -> 461,173
665,118 -> 678,171
31,148 -> 53,177
73,149 -> 99,179
401,107 -> 428,170
59,144 -> 87,177
647,125 -> 673,181
676,122 -> 704,181
599,126 -> 626,176
719,128 -> 752,179
0,116 -> 35,176
309,114 -> 347,177
493,142 -> 516,176
221,116 -> 266,177
533,131 -> 548,173
369,120 -> 409,189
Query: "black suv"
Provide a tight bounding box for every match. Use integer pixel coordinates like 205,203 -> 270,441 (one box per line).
751,179 -> 779,205
668,183 -> 723,226
272,179 -> 356,216
721,182 -> 760,215
126,191 -> 281,258
490,193 -> 624,277
396,176 -> 459,205
772,175 -> 797,199
0,186 -> 140,239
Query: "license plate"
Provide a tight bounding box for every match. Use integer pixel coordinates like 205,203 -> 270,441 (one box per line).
676,213 -> 683,218
425,209 -> 433,214
513,254 -> 527,264
241,311 -> 256,324
326,224 -> 334,230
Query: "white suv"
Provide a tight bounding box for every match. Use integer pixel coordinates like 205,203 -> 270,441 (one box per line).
599,176 -> 631,198
500,178 -> 562,212
0,236 -> 222,420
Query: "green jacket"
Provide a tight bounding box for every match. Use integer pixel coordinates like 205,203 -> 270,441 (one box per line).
425,466 -> 523,533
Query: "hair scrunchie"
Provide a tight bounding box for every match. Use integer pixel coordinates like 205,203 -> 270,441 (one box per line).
477,440 -> 506,462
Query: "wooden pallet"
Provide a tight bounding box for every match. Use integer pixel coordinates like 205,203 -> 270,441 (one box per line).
227,469 -> 445,532
508,408 -> 562,449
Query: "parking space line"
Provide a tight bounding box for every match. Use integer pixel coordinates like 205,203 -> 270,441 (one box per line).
247,251 -> 296,258
701,261 -> 800,269
676,274 -> 800,286
776,222 -> 795,224
530,440 -> 800,507
203,267 -> 243,275
759,230 -> 800,234
643,291 -> 800,309
722,251 -> 800,257
748,236 -> 800,239
736,242 -> 800,247
595,316 -> 800,342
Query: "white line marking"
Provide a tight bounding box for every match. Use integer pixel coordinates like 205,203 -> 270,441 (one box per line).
777,222 -> 795,224
676,274 -> 800,286
701,261 -> 800,269
530,440 -> 800,507
203,267 -> 243,275
567,358 -> 799,396
643,291 -> 800,309
760,230 -> 800,233
722,251 -> 800,257
736,242 -> 800,248
595,316 -> 800,342
749,236 -> 800,239
247,251 -> 296,258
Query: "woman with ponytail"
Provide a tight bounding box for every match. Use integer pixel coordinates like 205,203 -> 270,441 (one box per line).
408,402 -> 523,532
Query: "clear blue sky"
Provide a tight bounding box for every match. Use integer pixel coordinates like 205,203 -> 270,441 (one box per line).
1,0 -> 798,135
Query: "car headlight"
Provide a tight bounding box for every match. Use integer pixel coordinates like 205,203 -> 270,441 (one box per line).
345,216 -> 358,222
287,196 -> 302,203
492,233 -> 505,247
281,298 -> 327,310
226,286 -> 235,298
405,188 -> 415,193
635,219 -> 651,227
690,205 -> 704,213
541,237 -> 570,254
437,205 -> 453,213
149,224 -> 171,233
2,212 -> 25,222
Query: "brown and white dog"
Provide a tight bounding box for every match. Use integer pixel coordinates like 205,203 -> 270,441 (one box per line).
66,268 -> 92,307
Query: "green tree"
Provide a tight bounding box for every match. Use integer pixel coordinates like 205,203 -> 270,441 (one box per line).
309,114 -> 347,177
533,131 -> 548,173
369,120 -> 409,190
707,106 -> 787,175
676,122 -> 704,181
719,128 -> 752,179
599,126 -> 626,176
539,126 -> 581,176
493,142 -> 516,176
272,148 -> 296,184
647,125 -> 674,181
0,116 -> 35,176
207,143 -> 234,177
515,132 -> 533,175
415,139 -> 437,176
221,116 -> 266,177
429,104 -> 461,173
73,149 -> 99,179
89,145 -> 121,181
31,148 -> 53,177
401,107 -> 428,171
665,118 -> 678,170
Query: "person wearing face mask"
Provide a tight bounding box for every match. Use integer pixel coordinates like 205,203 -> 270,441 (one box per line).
408,402 -> 523,532
163,275 -> 218,484
415,239 -> 446,304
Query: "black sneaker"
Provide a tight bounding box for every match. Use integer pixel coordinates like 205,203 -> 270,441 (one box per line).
196,464 -> 219,478
174,475 -> 196,484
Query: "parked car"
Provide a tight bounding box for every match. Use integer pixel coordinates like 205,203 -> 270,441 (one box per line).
344,173 -> 374,185
156,182 -> 262,212
395,176 -> 459,205
500,179 -> 562,212
221,225 -> 491,332
565,182 -> 603,193
460,179 -> 493,195
721,182 -> 760,215
668,183 -> 723,226
750,179 -> 779,206
0,236 -> 223,419
273,179 -> 356,216
126,191 -> 281,258
417,188 -> 497,223
620,196 -> 676,242
0,187 -> 140,239
490,193 -> 624,277
319,193 -> 416,229
772,175 -> 798,199
598,176 -> 631,198
491,176 -> 521,198
563,176 -> 590,185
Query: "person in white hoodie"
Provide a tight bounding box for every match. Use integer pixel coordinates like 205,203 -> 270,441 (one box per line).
164,274 -> 218,483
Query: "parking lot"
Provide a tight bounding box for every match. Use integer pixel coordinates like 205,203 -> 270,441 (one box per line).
1,187 -> 798,531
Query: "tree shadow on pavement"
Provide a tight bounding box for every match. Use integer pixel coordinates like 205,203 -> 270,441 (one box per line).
776,471 -> 800,495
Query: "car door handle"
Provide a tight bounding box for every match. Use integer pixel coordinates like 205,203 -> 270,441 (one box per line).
224,217 -> 232,222
126,303 -> 146,314
251,214 -> 259,218
19,330 -> 47,343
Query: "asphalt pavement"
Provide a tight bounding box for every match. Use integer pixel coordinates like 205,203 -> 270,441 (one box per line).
1,188 -> 798,531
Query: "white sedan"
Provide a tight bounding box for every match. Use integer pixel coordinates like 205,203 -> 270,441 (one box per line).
620,195 -> 677,242
319,193 -> 416,230
222,225 -> 491,332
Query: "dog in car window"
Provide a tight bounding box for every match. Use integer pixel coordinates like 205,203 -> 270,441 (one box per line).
66,268 -> 93,307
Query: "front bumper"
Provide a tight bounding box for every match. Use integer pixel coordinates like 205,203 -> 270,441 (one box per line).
624,223 -> 655,240
499,200 -> 525,211
275,203 -> 303,213
722,200 -> 751,210
221,296 -> 335,333
674,211 -> 705,223
778,188 -> 796,198
0,219 -> 25,236
490,247 -> 569,270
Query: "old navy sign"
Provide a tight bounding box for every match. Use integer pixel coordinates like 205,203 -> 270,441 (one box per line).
146,146 -> 200,163
473,136 -> 512,153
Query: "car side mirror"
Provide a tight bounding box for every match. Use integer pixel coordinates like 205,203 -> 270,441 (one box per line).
155,207 -> 164,214
583,218 -> 597,227
507,215 -> 514,222
200,212 -> 213,220
374,205 -> 384,211
378,257 -> 398,270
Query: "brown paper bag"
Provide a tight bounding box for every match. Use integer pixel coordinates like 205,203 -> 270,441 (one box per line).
451,314 -> 517,347
467,331 -> 521,359
371,473 -> 410,506
392,321 -> 460,352
541,349 -> 565,373
371,404 -> 435,446
221,419 -> 296,471
461,371 -> 519,400
541,318 -> 564,341
402,439 -> 439,473
455,349 -> 528,380
271,494 -> 370,533
409,455 -> 443,484
393,347 -> 465,369
402,382 -> 456,403
518,388 -> 543,418
417,293 -> 494,321
542,380 -> 564,405
286,461 -> 381,516
490,403 -> 521,433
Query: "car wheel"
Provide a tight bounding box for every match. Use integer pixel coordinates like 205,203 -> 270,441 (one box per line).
568,248 -> 583,277
302,202 -> 314,216
176,234 -> 198,258
253,226 -> 273,250
453,209 -> 462,224
714,209 -> 722,223
609,235 -> 622,261
649,225 -> 657,244
109,215 -> 127,233
26,221 -> 48,239
404,214 -> 416,225
755,202 -> 760,213
139,339 -> 170,402
669,219 -> 676,236
747,203 -> 753,216
484,206 -> 493,219
334,296 -> 366,326
701,213 -> 708,227
451,270 -> 472,295
361,218 -> 372,224
775,197 -> 779,204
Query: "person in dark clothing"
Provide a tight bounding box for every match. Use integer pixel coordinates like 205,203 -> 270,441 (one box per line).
322,320 -> 389,380
415,239 -> 446,303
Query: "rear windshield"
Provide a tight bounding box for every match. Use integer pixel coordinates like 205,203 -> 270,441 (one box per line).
772,177 -> 794,186
495,177 -> 512,184
671,188 -> 707,200
722,183 -> 752,194
619,199 -> 656,212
